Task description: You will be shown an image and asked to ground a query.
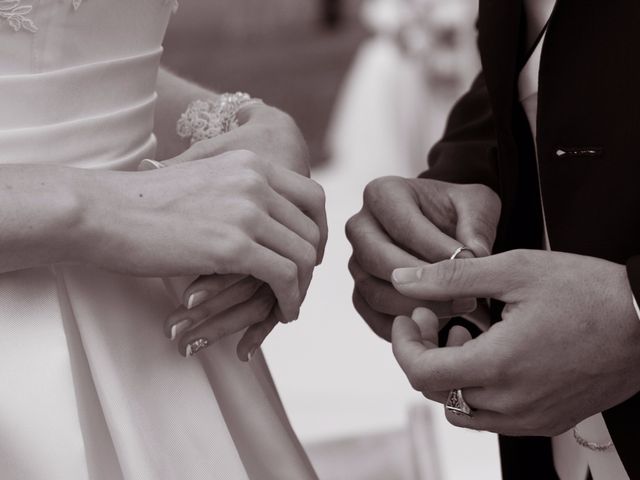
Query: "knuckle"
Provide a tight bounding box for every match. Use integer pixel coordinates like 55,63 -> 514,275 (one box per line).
364,283 -> 386,311
345,214 -> 360,242
236,170 -> 267,194
235,204 -> 264,231
347,256 -> 358,279
301,242 -> 317,269
308,179 -> 326,207
212,230 -> 250,270
309,224 -> 321,249
363,176 -> 397,205
281,261 -> 299,287
236,150 -> 261,168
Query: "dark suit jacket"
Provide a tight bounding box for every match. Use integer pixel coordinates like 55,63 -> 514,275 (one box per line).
422,1 -> 640,478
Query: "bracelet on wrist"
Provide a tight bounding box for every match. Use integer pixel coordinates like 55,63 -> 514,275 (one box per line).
176,92 -> 263,145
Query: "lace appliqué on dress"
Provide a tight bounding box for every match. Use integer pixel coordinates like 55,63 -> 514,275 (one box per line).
0,0 -> 38,32
1,0 -> 178,32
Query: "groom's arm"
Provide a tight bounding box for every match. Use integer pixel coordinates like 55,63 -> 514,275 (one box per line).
420,73 -> 500,192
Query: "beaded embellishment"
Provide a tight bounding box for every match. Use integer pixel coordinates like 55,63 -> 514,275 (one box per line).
177,93 -> 263,145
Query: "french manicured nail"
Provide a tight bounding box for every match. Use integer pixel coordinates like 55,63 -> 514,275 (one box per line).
169,318 -> 193,341
247,345 -> 259,362
185,338 -> 209,357
452,298 -> 477,314
392,267 -> 423,284
187,291 -> 208,309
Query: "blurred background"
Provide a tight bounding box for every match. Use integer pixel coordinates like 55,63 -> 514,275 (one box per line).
163,1 -> 499,479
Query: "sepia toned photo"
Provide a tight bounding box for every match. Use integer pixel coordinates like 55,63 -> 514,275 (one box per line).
0,1 -> 637,479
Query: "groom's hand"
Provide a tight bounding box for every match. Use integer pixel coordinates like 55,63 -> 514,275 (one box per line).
346,176 -> 500,340
391,250 -> 640,436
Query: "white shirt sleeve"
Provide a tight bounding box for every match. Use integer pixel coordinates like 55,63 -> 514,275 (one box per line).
633,295 -> 640,321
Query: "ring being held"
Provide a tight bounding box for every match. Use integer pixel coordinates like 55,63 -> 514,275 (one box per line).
450,246 -> 475,260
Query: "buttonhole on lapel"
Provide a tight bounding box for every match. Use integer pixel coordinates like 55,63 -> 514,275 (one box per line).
555,146 -> 603,158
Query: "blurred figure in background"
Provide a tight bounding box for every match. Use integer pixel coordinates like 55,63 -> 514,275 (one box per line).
327,0 -> 478,175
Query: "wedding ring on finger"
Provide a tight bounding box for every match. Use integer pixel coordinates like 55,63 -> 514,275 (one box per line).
446,388 -> 474,417
450,246 -> 475,260
138,159 -> 166,171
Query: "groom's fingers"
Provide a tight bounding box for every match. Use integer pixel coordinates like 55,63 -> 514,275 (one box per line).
346,209 -> 426,281
420,323 -> 474,405
365,177 -> 463,262
353,290 -> 395,341
351,259 -> 476,318
391,253 -> 523,302
392,315 -> 488,392
450,185 -> 501,258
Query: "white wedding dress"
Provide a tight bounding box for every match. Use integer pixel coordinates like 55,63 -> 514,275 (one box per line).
0,1 -> 317,479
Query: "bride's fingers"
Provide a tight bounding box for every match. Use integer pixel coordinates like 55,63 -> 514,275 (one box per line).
254,215 -> 316,301
182,274 -> 247,309
236,311 -> 279,362
268,190 -> 321,263
165,276 -> 262,340
236,241 -> 301,322
179,285 -> 276,357
267,164 -> 328,263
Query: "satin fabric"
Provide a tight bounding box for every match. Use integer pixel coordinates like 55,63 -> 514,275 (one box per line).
519,1 -> 629,477
0,1 -> 317,479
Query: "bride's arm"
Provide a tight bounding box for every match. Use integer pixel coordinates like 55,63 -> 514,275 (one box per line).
0,154 -> 321,323
154,66 -> 327,358
0,164 -> 89,273
154,67 -> 216,160
154,66 -> 312,176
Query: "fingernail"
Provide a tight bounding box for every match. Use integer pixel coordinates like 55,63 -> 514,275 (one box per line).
169,318 -> 193,341
393,267 -> 422,284
247,345 -> 259,362
452,298 -> 477,314
185,338 -> 209,357
187,291 -> 208,309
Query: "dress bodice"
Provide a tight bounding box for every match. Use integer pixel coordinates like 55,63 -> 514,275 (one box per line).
0,0 -> 176,169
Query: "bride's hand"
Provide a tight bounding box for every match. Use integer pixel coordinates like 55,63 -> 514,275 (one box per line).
163,274 -> 281,360
162,103 -> 328,261
156,104 -> 327,356
82,149 -> 323,321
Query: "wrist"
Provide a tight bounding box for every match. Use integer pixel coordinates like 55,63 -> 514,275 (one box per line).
244,106 -> 311,176
66,168 -> 133,269
18,166 -> 93,267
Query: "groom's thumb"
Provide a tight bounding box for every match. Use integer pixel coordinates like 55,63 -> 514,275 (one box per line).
452,185 -> 501,257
